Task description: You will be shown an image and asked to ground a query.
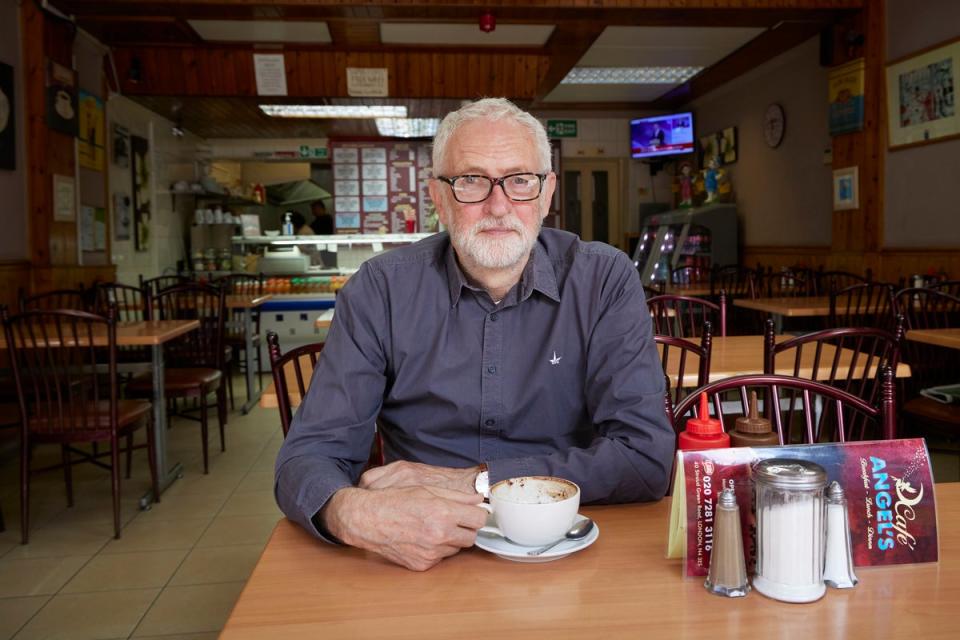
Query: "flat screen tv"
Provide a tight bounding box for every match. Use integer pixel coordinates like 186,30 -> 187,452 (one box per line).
630,112 -> 695,159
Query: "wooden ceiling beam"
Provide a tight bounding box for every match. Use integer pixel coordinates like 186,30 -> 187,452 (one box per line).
531,21 -> 606,105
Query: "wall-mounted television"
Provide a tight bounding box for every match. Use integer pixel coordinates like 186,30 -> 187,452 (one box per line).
630,112 -> 695,159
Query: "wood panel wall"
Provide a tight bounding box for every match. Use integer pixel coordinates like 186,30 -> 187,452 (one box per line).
112,48 -> 550,100
742,246 -> 959,285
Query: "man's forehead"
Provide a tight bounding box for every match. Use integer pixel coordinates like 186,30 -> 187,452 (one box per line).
445,120 -> 539,174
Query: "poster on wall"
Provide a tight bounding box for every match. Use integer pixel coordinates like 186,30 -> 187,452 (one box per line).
131,135 -> 150,252
828,58 -> 866,135
112,124 -> 130,168
80,205 -> 106,251
53,174 -> 75,221
45,60 -> 78,136
113,192 -> 131,241
0,61 -> 15,170
78,90 -> 105,170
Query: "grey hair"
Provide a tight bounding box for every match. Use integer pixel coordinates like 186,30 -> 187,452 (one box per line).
431,98 -> 551,176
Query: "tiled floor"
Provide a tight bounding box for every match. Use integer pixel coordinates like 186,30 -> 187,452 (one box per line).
0,375 -> 282,640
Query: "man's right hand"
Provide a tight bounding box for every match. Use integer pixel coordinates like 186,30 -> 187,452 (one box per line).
320,485 -> 488,571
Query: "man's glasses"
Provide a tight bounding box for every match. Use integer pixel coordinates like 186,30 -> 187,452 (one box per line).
437,173 -> 547,204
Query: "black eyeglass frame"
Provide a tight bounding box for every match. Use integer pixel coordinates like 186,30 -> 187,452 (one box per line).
437,172 -> 548,204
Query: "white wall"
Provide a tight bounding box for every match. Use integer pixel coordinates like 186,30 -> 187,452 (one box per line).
690,37 -> 832,247
107,95 -> 203,284
0,0 -> 27,261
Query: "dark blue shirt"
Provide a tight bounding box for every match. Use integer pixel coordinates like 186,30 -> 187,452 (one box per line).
275,228 -> 674,537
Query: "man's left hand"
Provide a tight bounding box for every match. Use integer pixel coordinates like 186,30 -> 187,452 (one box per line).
359,461 -> 480,495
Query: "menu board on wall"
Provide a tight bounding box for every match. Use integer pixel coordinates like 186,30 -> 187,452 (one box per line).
331,141 -> 438,234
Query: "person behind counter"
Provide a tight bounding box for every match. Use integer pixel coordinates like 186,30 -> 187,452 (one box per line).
310,200 -> 334,235
274,97 -> 674,571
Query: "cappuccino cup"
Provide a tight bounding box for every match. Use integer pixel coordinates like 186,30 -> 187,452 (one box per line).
479,476 -> 580,547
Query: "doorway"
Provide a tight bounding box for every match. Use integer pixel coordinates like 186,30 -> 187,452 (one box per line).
561,158 -> 623,249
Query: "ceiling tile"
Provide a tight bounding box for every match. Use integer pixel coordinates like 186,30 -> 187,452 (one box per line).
188,19 -> 331,44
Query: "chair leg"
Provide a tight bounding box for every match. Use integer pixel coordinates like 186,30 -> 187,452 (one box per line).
217,384 -> 227,453
62,445 -> 74,508
110,436 -> 121,539
226,361 -> 235,411
20,435 -> 29,544
125,433 -> 134,479
200,393 -> 210,474
145,416 -> 160,504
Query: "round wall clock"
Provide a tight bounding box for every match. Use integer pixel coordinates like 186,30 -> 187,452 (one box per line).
763,103 -> 786,148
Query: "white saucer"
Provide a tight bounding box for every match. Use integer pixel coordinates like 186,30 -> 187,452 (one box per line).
474,514 -> 599,563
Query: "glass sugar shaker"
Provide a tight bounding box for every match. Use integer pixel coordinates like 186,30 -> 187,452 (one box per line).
752,459 -> 828,603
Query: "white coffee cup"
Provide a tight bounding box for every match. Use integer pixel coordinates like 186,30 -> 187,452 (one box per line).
479,476 -> 580,547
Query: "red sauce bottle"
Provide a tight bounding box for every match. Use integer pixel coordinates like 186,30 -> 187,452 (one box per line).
678,392 -> 731,451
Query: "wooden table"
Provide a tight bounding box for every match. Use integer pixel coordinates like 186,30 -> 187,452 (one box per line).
662,334 -> 911,388
906,328 -> 960,350
0,320 -> 199,507
663,283 -> 712,297
314,308 -> 335,330
221,483 -> 960,639
733,296 -> 831,333
226,294 -> 273,414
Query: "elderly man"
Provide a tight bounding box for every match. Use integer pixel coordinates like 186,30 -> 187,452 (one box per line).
275,98 -> 674,571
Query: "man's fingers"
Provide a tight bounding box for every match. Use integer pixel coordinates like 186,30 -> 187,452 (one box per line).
424,485 -> 484,503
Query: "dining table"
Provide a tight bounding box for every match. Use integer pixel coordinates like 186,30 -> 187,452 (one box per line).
226,293 -> 273,414
220,482 -> 960,638
733,296 -> 831,333
0,319 -> 200,507
905,328 -> 960,350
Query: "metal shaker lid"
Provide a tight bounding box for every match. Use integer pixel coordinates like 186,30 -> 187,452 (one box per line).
754,458 -> 827,490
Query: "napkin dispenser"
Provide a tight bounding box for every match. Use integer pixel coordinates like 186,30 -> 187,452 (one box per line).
259,245 -> 310,274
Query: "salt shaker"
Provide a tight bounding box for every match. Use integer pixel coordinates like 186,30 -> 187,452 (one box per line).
823,481 -> 859,589
753,459 -> 828,603
704,487 -> 750,597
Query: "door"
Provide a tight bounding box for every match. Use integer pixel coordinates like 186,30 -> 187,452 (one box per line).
561,159 -> 622,249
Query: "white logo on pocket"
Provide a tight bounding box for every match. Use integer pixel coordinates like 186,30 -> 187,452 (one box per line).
549,351 -> 562,366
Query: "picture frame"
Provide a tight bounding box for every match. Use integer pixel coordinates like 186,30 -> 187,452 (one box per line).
832,166 -> 859,211
0,61 -> 15,170
885,35 -> 959,150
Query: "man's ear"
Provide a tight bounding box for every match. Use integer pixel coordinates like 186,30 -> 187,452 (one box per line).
539,172 -> 557,220
428,180 -> 450,227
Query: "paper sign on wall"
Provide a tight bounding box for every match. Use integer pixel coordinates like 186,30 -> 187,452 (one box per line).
347,68 -> 388,97
254,54 -> 288,96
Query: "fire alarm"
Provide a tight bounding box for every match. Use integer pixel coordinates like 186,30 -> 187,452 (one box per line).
479,11 -> 496,33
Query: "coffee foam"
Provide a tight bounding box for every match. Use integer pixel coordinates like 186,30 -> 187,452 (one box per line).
491,476 -> 577,505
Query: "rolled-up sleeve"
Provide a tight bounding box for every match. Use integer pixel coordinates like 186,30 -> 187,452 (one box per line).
274,263 -> 389,538
486,254 -> 675,503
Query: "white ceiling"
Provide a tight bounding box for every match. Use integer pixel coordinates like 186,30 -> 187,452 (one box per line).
380,23 -> 555,47
544,26 -> 766,103
188,19 -> 332,43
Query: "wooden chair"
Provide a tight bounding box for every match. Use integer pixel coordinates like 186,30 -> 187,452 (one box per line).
266,331 -> 383,468
2,306 -> 158,542
213,273 -> 265,410
127,283 -> 227,474
930,280 -> 960,298
754,266 -> 814,298
815,269 -> 871,296
655,321 -> 712,410
829,282 -> 896,329
140,274 -> 190,299
894,288 -> 960,443
92,282 -> 150,322
671,265 -> 711,286
764,317 -> 904,440
671,369 -> 897,444
711,265 -> 756,335
647,293 -> 726,338
19,288 -> 89,312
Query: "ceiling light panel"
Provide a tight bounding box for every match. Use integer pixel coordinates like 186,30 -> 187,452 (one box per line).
375,118 -> 439,138
189,20 -> 331,44
561,67 -> 704,85
380,23 -> 554,47
260,105 -> 407,118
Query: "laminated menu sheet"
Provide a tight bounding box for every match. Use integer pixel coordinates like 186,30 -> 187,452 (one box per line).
666,439 -> 939,577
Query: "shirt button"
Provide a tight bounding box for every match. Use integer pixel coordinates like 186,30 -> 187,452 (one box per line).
485,419 -> 495,426
487,366 -> 496,374
490,314 -> 499,322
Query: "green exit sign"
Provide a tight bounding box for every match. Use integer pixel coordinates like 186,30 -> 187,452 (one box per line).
547,119 -> 578,138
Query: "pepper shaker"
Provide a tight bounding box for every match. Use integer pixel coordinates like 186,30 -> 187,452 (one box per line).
704,487 -> 750,597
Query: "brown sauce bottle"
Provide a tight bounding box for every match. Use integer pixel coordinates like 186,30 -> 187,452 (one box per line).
729,391 -> 780,447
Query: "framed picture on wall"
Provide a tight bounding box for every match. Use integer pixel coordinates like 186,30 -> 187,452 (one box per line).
885,35 -> 959,150
0,61 -> 14,170
130,135 -> 150,252
833,166 -> 859,211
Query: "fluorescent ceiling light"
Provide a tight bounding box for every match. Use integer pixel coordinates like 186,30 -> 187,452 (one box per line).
260,105 -> 408,118
188,19 -> 331,43
561,66 -> 704,85
375,118 -> 439,138
381,23 -> 554,47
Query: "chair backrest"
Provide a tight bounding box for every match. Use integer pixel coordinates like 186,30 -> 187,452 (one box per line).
647,294 -> 725,337
829,282 -> 896,329
754,267 -> 813,298
763,317 -> 903,437
19,289 -> 89,312
930,280 -> 960,298
816,270 -> 870,296
671,265 -> 710,286
266,331 -> 324,437
140,274 -> 191,300
655,321 -> 712,408
672,370 -> 897,444
2,306 -> 119,435
894,288 -> 960,392
711,265 -> 755,299
93,283 -> 149,323
152,283 -> 226,369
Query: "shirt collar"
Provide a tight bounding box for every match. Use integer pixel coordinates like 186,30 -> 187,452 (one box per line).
444,233 -> 561,307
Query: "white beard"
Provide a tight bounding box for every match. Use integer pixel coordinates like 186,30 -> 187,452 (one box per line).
449,214 -> 540,270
